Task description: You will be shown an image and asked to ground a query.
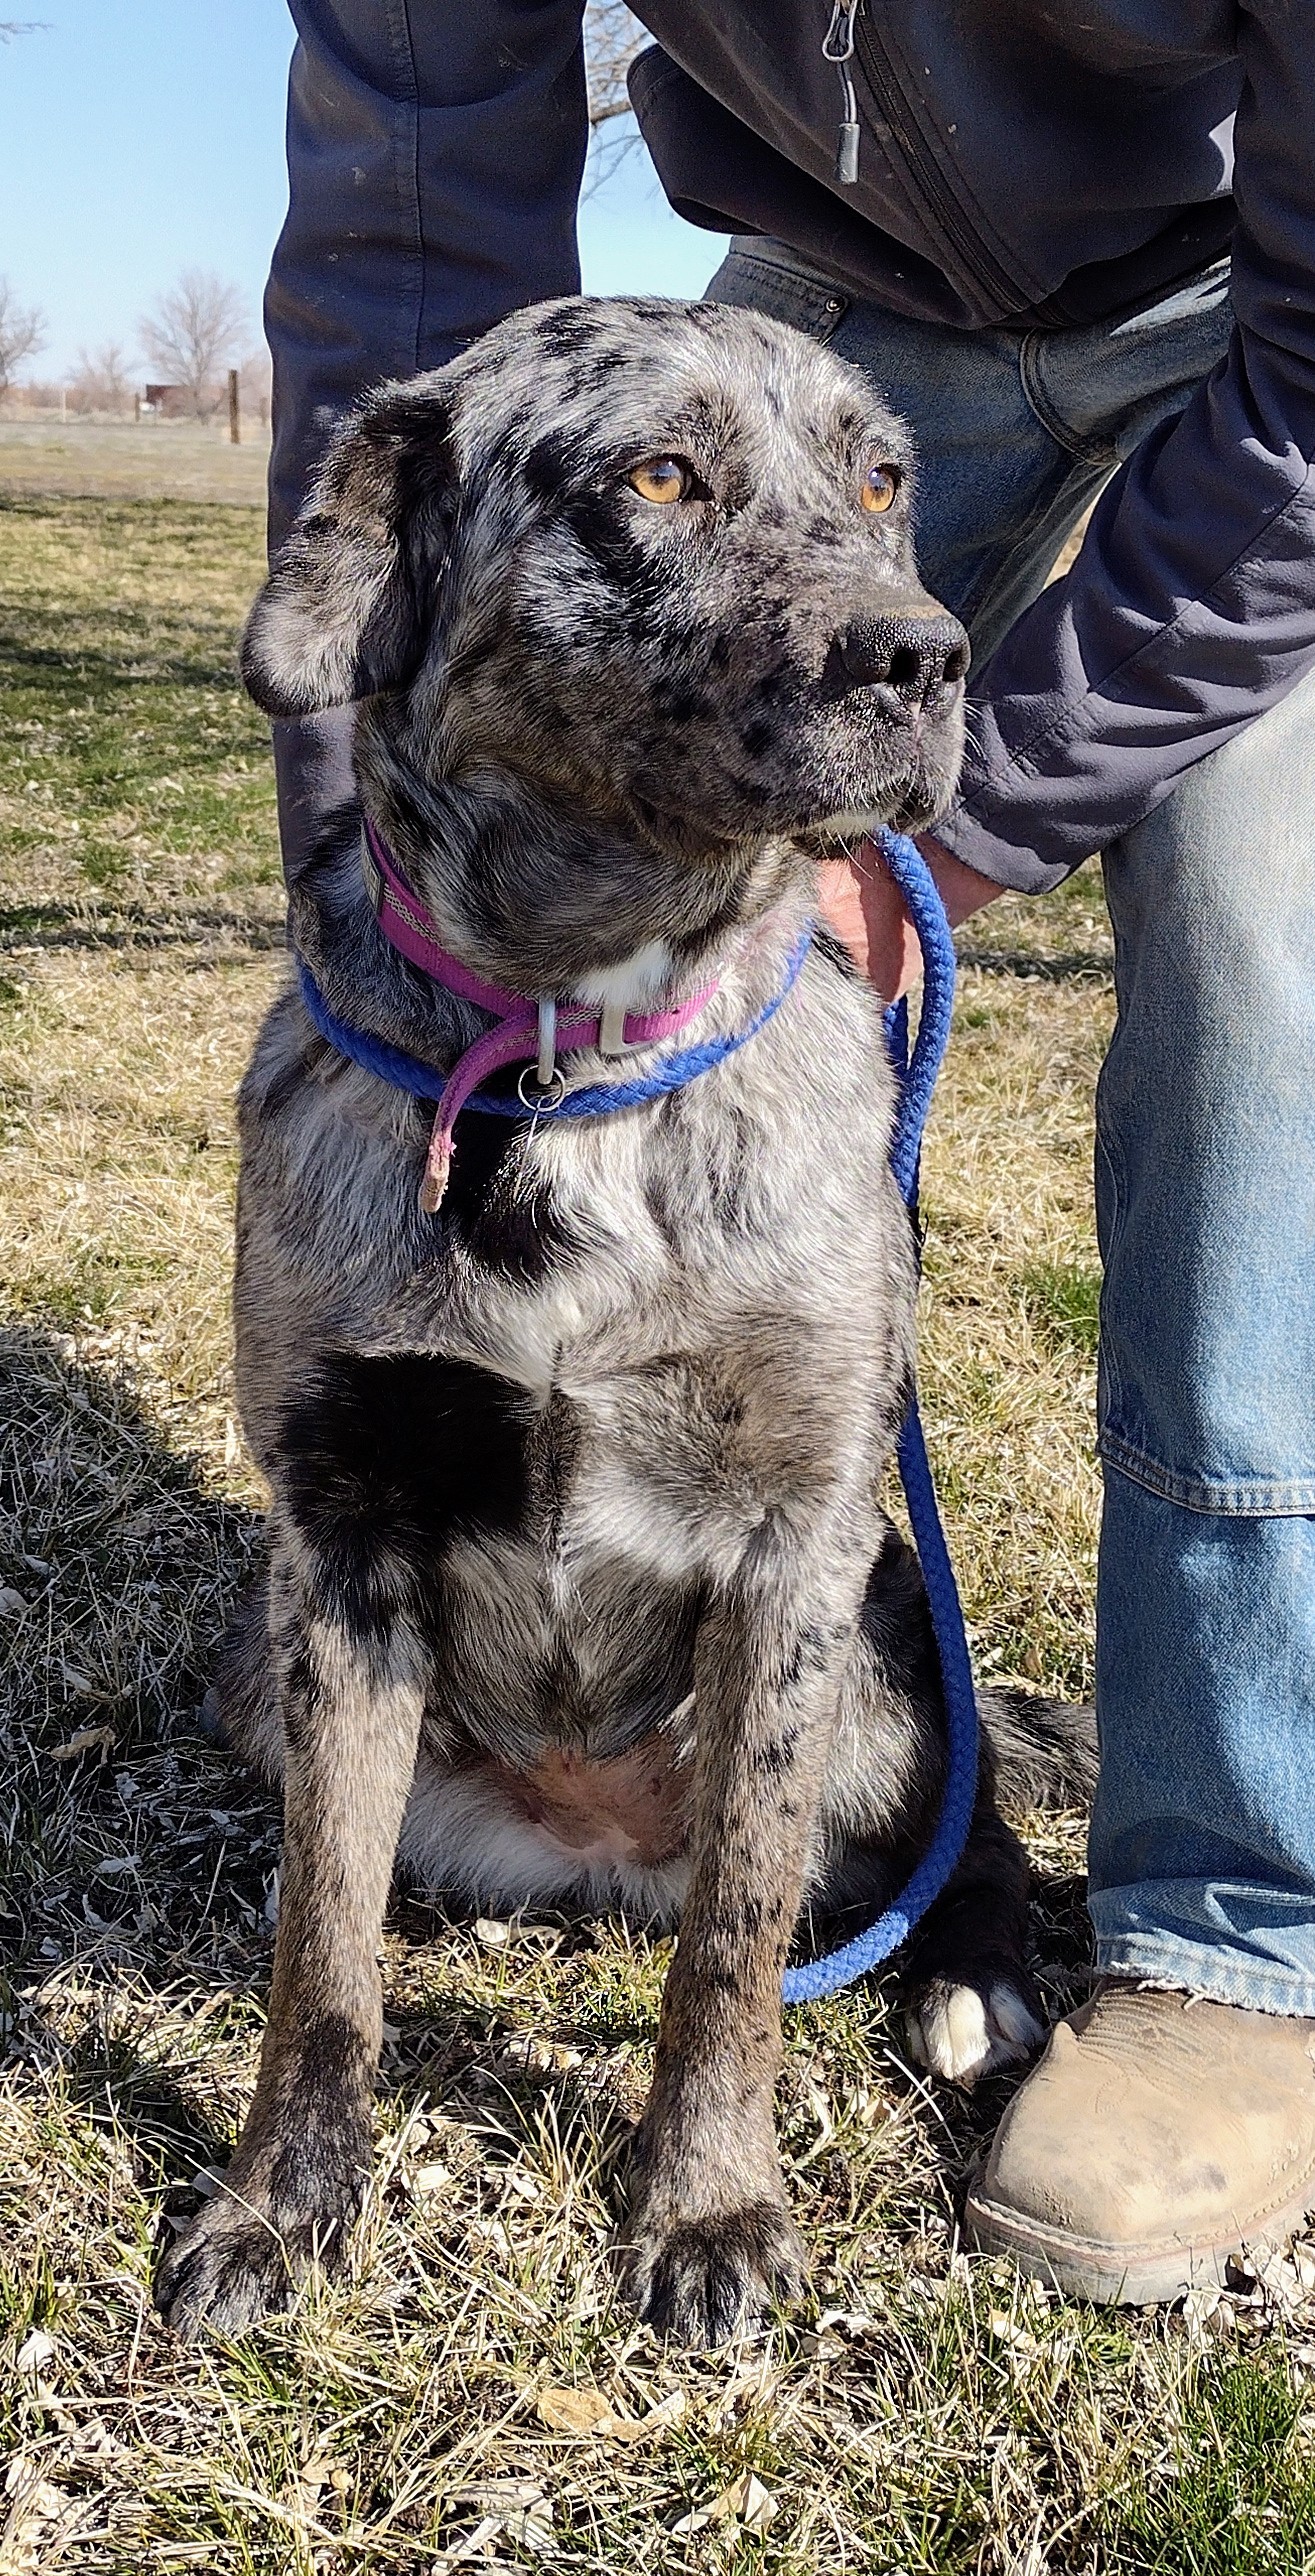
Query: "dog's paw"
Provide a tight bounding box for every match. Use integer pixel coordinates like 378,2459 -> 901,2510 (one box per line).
906,1975 -> 1046,2089
626,2200 -> 805,2347
154,2166 -> 362,2340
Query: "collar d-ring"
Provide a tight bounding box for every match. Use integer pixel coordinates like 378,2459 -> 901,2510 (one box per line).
516,1060 -> 567,1113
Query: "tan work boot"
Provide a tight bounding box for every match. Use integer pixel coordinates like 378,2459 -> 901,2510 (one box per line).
964,1982 -> 1315,2303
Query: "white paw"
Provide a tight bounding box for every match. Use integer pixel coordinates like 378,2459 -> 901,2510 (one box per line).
907,1978 -> 1046,2088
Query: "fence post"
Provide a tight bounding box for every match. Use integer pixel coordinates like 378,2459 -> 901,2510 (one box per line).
228,368 -> 240,445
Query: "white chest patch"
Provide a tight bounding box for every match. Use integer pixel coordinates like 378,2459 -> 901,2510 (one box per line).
571,940 -> 675,1015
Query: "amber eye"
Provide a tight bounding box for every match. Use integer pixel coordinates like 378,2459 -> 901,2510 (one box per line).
628,456 -> 690,505
860,462 -> 900,515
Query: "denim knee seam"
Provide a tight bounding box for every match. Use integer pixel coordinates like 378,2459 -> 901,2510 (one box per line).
1100,1434 -> 1315,1518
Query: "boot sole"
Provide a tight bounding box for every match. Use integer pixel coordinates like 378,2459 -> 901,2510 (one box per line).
964,2173 -> 1315,2306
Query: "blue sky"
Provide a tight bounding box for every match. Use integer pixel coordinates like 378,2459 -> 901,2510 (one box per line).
0,0 -> 726,382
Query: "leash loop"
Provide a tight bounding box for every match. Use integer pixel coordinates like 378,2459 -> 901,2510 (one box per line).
781,826 -> 979,2004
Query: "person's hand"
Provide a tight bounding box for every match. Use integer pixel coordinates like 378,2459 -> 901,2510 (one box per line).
816,832 -> 1003,1001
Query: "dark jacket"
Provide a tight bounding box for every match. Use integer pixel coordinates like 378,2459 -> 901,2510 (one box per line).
268,1 -> 1315,888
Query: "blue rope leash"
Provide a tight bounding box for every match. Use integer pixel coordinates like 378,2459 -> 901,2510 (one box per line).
296,830 -> 977,2005
781,827 -> 977,2002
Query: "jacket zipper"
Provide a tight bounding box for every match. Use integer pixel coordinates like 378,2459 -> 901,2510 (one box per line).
854,11 -> 1035,317
822,1 -> 863,185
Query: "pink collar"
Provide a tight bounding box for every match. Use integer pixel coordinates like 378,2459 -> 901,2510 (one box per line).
361,819 -> 720,1211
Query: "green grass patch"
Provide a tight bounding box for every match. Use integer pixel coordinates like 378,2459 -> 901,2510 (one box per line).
1021,1255 -> 1102,1360
1105,2352 -> 1315,2573
0,492 -> 278,910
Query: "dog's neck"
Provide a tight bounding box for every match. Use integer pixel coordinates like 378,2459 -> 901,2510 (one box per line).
352,720 -> 809,1002
290,757 -> 815,1088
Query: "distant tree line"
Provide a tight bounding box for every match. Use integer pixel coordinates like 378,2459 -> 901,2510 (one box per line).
0,267 -> 270,419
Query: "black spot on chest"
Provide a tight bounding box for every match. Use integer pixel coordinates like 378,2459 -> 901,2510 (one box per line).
282,1352 -> 548,1632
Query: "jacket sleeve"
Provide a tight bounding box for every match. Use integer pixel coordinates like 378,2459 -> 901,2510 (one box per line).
266,0 -> 588,550
937,0 -> 1315,892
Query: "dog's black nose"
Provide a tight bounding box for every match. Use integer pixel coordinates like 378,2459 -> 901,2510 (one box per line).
833,611 -> 970,704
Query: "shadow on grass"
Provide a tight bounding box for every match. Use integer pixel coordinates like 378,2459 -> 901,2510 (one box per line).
956,940 -> 1112,983
0,900 -> 285,953
1,1323 -> 268,2172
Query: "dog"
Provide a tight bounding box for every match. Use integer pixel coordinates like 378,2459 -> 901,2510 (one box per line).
155,295 -> 1093,2346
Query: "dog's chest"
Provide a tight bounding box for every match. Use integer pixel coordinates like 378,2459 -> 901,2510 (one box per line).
288,1330 -> 790,1764
471,1347 -> 781,1756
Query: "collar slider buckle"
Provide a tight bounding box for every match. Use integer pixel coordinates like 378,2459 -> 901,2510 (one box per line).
598,998 -> 631,1058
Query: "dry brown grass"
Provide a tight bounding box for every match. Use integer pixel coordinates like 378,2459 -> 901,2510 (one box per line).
0,420 -> 269,511
4,492 -> 1315,2573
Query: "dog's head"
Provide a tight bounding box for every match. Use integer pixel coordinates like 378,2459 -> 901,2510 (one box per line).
244,298 -> 967,966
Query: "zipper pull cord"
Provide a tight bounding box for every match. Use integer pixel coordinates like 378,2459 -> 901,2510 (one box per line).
822,0 -> 861,185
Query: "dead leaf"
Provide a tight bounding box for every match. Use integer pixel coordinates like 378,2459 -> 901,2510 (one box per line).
671,2470 -> 777,2537
719,2472 -> 778,2533
0,2455 -> 80,2576
48,1725 -> 115,1763
473,1917 -> 510,1948
452,2480 -> 545,2513
411,2162 -> 453,2195
536,2385 -> 615,2435
13,2331 -> 55,2379
535,2379 -> 687,2442
637,2387 -> 689,2434
0,1588 -> 27,1619
816,2306 -> 882,2338
988,2309 -> 1041,2356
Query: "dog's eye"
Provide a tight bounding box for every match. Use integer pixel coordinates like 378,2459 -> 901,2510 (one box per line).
860,463 -> 900,515
628,457 -> 690,506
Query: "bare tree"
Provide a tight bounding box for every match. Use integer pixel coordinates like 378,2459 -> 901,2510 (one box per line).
584,1 -> 645,191
0,275 -> 46,401
69,340 -> 132,416
0,22 -> 51,37
138,269 -> 249,418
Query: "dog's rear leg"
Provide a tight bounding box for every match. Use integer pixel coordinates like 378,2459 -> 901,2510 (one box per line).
626,1510 -> 862,2346
156,1528 -> 427,2337
900,1786 -> 1047,2087
822,1527 -> 1047,2090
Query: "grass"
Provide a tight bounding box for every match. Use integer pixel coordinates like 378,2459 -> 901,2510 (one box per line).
0,417 -> 270,509
4,478 -> 1315,2572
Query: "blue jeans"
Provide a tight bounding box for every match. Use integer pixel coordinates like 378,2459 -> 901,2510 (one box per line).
711,240 -> 1315,2013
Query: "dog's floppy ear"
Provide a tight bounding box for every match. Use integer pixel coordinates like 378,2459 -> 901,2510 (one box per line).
241,387 -> 457,718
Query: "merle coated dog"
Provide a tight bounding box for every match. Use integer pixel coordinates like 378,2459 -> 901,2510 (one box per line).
156,296 -> 1092,2346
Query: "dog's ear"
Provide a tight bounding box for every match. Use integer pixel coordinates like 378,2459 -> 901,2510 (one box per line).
240,388 -> 457,718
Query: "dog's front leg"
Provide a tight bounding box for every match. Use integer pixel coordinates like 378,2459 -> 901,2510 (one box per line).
626,1510 -> 860,2345
156,1531 -> 427,2338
